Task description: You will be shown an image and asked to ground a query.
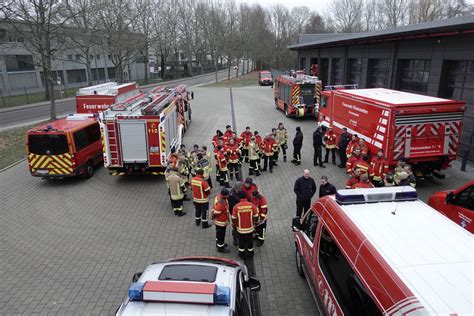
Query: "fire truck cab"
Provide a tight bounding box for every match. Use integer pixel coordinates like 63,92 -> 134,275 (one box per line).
318,88 -> 465,176
274,73 -> 322,118
292,187 -> 473,315
26,114 -> 102,179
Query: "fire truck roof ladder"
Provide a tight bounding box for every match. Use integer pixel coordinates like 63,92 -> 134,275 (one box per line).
324,84 -> 358,91
141,90 -> 175,115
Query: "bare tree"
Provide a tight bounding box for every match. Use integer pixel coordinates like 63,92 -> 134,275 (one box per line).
290,6 -> 312,36
304,12 -> 332,33
269,4 -> 291,68
0,0 -> 72,119
380,0 -> 408,28
328,0 -> 364,32
131,0 -> 154,84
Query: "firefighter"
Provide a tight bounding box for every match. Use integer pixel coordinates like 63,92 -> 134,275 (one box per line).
353,174 -> 375,189
345,169 -> 361,189
226,138 -> 241,181
323,126 -> 337,164
228,181 -> 243,246
251,190 -> 268,247
394,158 -> 407,184
191,169 -> 212,228
371,149 -> 389,187
167,167 -> 187,217
211,188 -> 230,253
346,134 -> 359,158
240,127 -> 253,163
271,128 -> 279,165
276,123 -> 288,162
213,139 -> 224,182
223,125 -> 234,145
400,165 -> 417,187
217,146 -> 230,188
346,147 -> 361,175
232,191 -> 259,258
254,131 -> 263,170
190,144 -> 201,173
202,145 -> 212,161
261,133 -> 277,173
196,152 -> 212,188
291,127 -> 303,165
338,127 -> 351,168
177,155 -> 190,198
385,172 -> 395,187
212,130 -> 223,148
248,136 -> 261,176
313,126 -> 325,168
354,155 -> 374,178
242,177 -> 258,201
168,147 -> 179,167
359,138 -> 369,156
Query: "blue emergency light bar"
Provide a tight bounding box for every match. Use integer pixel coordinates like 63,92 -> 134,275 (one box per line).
336,187 -> 417,205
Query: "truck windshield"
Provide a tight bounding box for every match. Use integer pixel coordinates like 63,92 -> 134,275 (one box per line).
260,73 -> 271,78
28,134 -> 68,155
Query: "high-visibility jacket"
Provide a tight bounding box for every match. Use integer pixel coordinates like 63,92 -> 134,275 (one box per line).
191,174 -> 211,203
324,131 -> 337,149
196,157 -> 212,180
248,141 -> 260,160
212,193 -> 230,227
346,155 -> 361,174
242,183 -> 258,201
276,128 -> 288,145
353,181 -> 375,189
223,130 -> 234,144
354,160 -> 374,177
218,151 -> 228,171
240,131 -> 253,148
345,176 -> 359,189
167,171 -> 184,200
261,137 -> 277,156
371,156 -> 389,181
346,140 -> 359,158
226,144 -> 240,163
232,198 -> 259,234
250,195 -> 268,222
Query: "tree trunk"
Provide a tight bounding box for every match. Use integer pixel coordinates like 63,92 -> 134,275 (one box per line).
144,55 -> 148,84
247,59 -> 250,74
227,59 -> 231,80
86,62 -> 93,85
161,53 -> 166,79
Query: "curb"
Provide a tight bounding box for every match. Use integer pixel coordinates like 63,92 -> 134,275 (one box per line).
0,157 -> 26,172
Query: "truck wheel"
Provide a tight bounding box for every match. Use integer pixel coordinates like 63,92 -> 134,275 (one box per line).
285,105 -> 290,118
296,249 -> 305,278
83,161 -> 94,179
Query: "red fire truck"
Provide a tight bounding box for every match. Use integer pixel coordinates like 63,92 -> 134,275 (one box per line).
99,85 -> 192,175
274,73 -> 322,118
75,82 -> 141,114
318,88 -> 465,177
292,187 -> 473,315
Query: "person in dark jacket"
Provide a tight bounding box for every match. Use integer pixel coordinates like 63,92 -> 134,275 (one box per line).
294,169 -> 317,217
319,175 -> 337,198
312,126 -> 325,168
338,127 -> 351,168
228,181 -> 243,246
291,127 -> 303,165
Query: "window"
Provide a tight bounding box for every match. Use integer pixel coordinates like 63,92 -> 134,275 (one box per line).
4,55 -> 35,72
66,69 -> 87,83
320,58 -> 329,85
73,123 -> 100,151
108,54 -> 112,60
68,54 -> 73,61
455,186 -> 474,211
396,59 -> 431,93
89,54 -> 94,60
367,59 -> 390,88
159,264 -> 217,282
318,226 -> 380,315
346,58 -> 362,85
108,67 -> 116,79
96,54 -> 101,60
40,70 -> 64,86
302,211 -> 318,243
0,29 -> 7,43
91,68 -> 106,81
300,57 -> 306,71
321,95 -> 328,108
75,54 -> 81,62
331,58 -> 343,85
28,134 -> 69,155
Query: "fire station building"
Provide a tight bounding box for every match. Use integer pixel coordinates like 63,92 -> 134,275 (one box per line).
290,15 -> 474,160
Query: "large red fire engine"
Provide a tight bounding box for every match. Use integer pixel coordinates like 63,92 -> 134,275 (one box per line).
318,88 -> 465,177
292,187 -> 473,315
75,82 -> 141,114
274,73 -> 322,118
99,85 -> 192,175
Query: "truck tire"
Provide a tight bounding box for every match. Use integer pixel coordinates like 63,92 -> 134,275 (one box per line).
83,161 -> 94,179
285,105 -> 290,118
296,248 -> 305,278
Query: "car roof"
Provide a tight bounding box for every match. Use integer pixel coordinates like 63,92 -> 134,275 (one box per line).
118,260 -> 239,316
318,189 -> 473,314
28,115 -> 96,133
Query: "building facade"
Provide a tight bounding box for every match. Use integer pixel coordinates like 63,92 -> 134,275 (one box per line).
289,15 -> 474,160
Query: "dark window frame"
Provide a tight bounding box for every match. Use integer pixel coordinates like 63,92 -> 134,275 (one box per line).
396,59 -> 431,94
346,58 -> 363,85
367,59 -> 390,88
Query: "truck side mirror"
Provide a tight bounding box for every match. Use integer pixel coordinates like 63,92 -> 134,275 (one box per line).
446,192 -> 454,204
132,272 -> 142,282
245,277 -> 261,292
191,91 -> 194,99
292,217 -> 301,232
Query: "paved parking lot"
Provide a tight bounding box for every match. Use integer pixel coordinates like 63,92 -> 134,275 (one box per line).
1,85 -> 472,314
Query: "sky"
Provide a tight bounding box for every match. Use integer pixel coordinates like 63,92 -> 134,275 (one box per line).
236,0 -> 331,13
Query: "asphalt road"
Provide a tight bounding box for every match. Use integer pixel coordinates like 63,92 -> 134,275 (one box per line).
0,67 -> 241,131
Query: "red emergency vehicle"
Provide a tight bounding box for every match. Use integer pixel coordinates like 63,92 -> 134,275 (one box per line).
99,85 -> 192,175
258,70 -> 273,86
428,180 -> 474,233
274,73 -> 322,117
75,82 -> 141,114
292,187 -> 473,315
318,88 -> 465,177
26,114 -> 102,179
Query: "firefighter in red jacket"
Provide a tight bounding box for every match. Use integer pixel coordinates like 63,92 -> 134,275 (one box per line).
371,149 -> 389,187
191,169 -> 212,228
211,188 -> 230,253
346,134 -> 359,158
324,126 -> 337,164
261,134 -> 277,173
354,155 -> 374,178
240,127 -> 253,163
217,146 -> 230,188
346,147 -> 361,175
226,138 -> 241,181
232,191 -> 259,258
345,169 -> 361,189
223,125 -> 234,145
353,174 -> 375,189
212,130 -> 223,148
242,177 -> 258,201
359,138 -> 369,156
254,131 -> 263,170
250,190 -> 268,247
213,139 -> 224,182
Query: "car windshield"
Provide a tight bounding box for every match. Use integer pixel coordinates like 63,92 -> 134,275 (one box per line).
261,73 -> 271,78
159,264 -> 218,282
28,134 -> 69,155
